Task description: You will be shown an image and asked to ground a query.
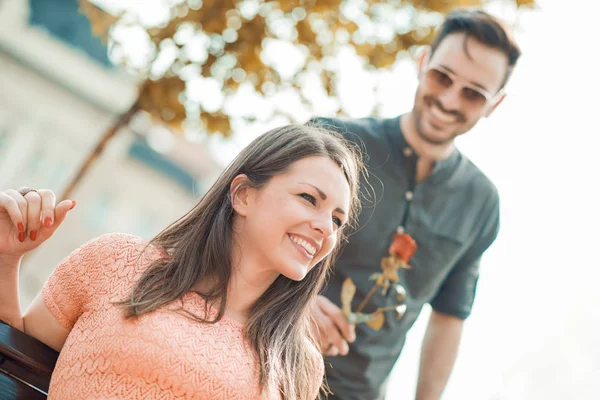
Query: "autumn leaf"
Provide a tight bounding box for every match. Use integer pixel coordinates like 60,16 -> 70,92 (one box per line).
78,0 -> 535,137
369,44 -> 398,69
366,312 -> 385,331
341,278 -> 357,316
516,0 -> 536,6
78,1 -> 121,42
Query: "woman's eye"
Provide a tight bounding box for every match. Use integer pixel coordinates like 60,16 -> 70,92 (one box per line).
332,216 -> 343,228
300,193 -> 316,205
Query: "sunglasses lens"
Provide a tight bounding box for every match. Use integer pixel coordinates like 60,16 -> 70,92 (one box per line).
426,68 -> 489,108
461,88 -> 487,107
426,69 -> 452,89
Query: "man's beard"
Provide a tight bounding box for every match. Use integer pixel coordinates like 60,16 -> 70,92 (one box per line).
414,96 -> 466,145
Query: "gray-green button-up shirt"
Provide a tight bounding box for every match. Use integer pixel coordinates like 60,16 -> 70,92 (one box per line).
310,116 -> 500,399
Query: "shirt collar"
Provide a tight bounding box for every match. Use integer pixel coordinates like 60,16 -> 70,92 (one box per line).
384,115 -> 460,175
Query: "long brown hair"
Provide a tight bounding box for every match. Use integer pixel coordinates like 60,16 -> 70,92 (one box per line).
118,124 -> 363,399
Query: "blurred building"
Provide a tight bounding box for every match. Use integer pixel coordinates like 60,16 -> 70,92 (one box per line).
0,0 -> 223,305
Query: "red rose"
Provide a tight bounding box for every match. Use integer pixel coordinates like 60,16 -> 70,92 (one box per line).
388,233 -> 417,263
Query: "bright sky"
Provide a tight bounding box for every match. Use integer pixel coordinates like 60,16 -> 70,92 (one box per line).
387,1 -> 600,399
96,0 -> 600,398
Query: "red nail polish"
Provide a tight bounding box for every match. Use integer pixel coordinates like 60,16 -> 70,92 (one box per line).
18,232 -> 25,242
17,222 -> 24,232
30,230 -> 37,241
70,200 -> 77,210
44,217 -> 53,228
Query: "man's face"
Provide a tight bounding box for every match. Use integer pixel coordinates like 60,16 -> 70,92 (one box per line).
413,33 -> 509,145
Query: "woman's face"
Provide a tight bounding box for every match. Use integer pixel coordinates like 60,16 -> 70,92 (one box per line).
234,156 -> 351,281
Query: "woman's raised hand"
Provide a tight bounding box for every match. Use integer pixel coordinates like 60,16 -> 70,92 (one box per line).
0,188 -> 75,261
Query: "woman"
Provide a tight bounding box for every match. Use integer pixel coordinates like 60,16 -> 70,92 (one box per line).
0,124 -> 363,400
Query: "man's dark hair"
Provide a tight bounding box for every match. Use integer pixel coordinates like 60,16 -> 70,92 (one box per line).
430,9 -> 521,87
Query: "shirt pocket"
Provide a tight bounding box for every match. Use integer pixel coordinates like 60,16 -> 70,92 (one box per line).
399,221 -> 469,302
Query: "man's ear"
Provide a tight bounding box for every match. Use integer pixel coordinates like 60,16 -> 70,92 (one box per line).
417,46 -> 431,80
230,174 -> 253,217
483,92 -> 506,118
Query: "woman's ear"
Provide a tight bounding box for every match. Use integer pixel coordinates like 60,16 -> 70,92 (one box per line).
230,174 -> 253,217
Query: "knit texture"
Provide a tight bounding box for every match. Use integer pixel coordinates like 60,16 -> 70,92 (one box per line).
42,233 -> 322,399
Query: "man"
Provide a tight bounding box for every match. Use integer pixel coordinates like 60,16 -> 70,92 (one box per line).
310,9 -> 521,400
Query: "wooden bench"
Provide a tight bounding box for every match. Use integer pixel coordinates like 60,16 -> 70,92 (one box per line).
0,321 -> 58,399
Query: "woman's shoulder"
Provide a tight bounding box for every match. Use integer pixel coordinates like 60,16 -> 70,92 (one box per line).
75,233 -> 164,277
42,233 -> 165,327
88,232 -> 147,247
81,232 -> 159,256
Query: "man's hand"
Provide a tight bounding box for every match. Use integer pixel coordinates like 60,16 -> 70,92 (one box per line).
311,295 -> 356,356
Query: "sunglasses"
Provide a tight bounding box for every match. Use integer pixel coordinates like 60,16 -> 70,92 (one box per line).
424,66 -> 501,109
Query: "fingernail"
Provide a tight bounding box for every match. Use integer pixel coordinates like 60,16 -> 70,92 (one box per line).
70,200 -> 77,210
18,232 -> 25,242
44,217 -> 53,228
342,342 -> 349,355
17,222 -> 24,232
30,230 -> 37,241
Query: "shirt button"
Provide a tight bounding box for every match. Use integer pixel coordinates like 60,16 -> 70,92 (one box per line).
396,226 -> 405,234
403,147 -> 413,157
405,191 -> 413,201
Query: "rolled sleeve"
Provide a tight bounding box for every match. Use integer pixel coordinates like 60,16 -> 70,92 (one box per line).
429,200 -> 500,319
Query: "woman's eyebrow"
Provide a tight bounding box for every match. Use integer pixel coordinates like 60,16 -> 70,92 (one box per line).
299,182 -> 347,215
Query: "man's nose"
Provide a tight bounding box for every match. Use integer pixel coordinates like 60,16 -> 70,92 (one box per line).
436,86 -> 463,112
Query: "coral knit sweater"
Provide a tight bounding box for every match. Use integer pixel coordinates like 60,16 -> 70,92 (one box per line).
42,233 -> 323,399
